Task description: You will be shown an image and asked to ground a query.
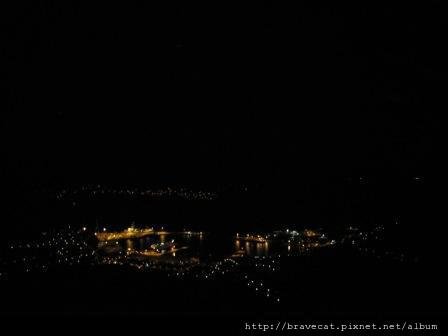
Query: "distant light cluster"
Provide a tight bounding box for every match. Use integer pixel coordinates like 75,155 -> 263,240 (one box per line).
343,225 -> 412,262
239,255 -> 281,303
6,228 -> 96,272
236,228 -> 334,256
56,185 -> 218,201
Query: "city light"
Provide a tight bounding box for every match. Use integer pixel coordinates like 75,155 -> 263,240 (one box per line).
2,222 -> 400,310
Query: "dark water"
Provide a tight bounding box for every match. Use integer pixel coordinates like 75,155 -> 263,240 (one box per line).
107,233 -> 286,259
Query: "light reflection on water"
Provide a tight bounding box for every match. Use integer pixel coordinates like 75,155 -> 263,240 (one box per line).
106,233 -> 275,259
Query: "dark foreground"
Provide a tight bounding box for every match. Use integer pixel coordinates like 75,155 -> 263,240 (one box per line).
1,249 -> 446,314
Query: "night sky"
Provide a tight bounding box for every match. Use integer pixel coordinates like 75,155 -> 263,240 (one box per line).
2,1 -> 445,188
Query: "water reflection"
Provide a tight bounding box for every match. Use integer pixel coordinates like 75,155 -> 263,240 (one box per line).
245,241 -> 251,255
101,233 -> 278,259
235,240 -> 240,250
126,239 -> 134,251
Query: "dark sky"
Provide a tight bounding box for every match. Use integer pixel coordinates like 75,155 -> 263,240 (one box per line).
2,1 -> 445,188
